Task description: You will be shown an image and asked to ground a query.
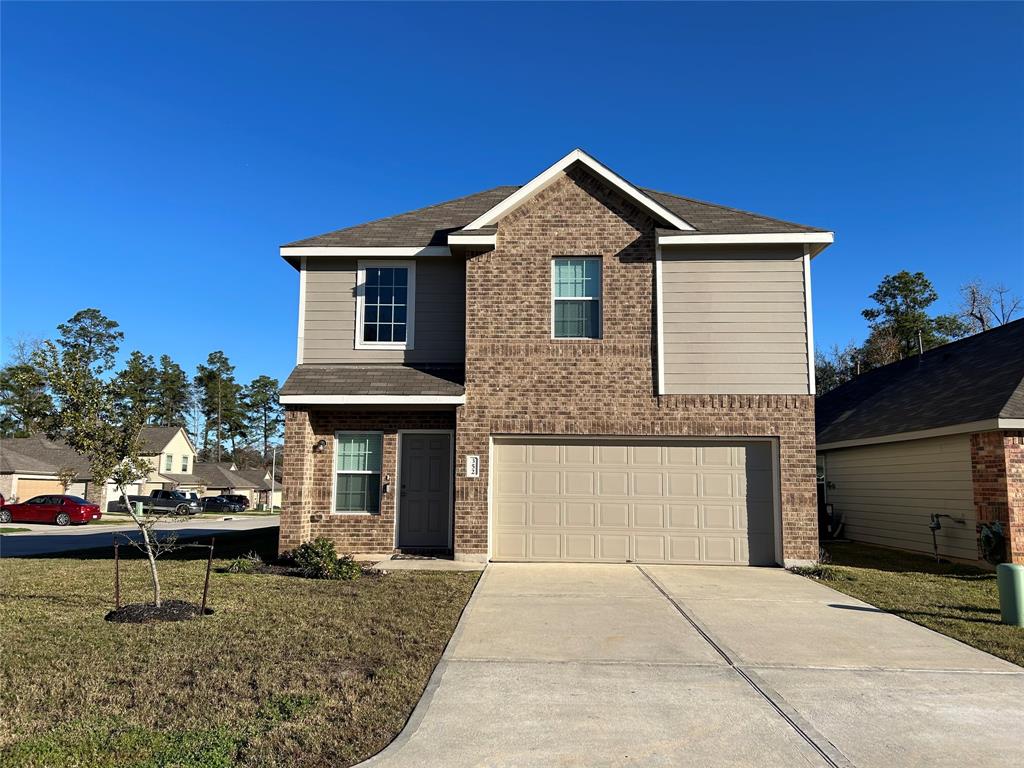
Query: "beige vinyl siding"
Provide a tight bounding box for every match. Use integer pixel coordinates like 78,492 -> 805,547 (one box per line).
822,434 -> 977,562
661,245 -> 809,395
302,257 -> 465,363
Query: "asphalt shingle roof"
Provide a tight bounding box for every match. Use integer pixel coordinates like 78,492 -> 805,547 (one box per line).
138,425 -> 187,454
816,319 -> 1024,446
282,177 -> 825,252
192,462 -> 259,490
0,435 -> 92,478
281,364 -> 465,397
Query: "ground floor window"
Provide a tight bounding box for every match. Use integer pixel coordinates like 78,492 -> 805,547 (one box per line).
334,432 -> 382,513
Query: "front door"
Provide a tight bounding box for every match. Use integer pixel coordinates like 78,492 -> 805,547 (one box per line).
398,432 -> 452,550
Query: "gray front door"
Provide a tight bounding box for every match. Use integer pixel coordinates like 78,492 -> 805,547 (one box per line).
398,432 -> 452,549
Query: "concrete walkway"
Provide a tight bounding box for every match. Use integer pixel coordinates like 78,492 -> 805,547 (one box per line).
363,563 -> 1023,768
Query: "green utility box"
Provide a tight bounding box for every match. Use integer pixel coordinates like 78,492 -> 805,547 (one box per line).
996,563 -> 1024,627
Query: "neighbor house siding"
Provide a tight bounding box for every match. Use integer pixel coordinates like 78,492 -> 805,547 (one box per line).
660,245 -> 809,395
822,434 -> 977,561
302,257 -> 465,363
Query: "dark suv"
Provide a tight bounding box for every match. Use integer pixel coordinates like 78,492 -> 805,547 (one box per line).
219,494 -> 250,510
201,496 -> 243,513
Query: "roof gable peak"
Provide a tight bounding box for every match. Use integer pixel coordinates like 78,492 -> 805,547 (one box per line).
462,149 -> 696,232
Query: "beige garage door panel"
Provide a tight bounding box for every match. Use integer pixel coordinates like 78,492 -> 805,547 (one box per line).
492,439 -> 775,565
16,478 -> 64,500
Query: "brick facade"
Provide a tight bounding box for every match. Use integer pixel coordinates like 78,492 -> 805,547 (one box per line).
279,408 -> 454,555
282,167 -> 819,564
971,430 -> 1024,564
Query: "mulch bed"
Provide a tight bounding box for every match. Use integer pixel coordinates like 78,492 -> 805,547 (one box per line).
105,600 -> 213,623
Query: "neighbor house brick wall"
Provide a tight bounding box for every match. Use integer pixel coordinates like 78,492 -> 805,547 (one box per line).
0,474 -> 13,501
279,408 -> 455,555
454,167 -> 818,563
971,430 -> 1024,564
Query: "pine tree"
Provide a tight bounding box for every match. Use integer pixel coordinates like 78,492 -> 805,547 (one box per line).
113,351 -> 158,423
245,375 -> 283,460
153,355 -> 191,426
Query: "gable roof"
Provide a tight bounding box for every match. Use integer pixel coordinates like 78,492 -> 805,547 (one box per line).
0,435 -> 92,478
192,462 -> 259,490
281,150 -> 828,264
816,319 -> 1024,448
139,425 -> 195,455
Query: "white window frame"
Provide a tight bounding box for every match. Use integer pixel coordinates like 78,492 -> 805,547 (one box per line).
181,455 -> 189,473
354,260 -> 416,350
331,431 -> 384,515
164,454 -> 173,472
551,256 -> 602,340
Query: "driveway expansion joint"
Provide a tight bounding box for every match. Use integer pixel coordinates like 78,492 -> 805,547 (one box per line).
637,566 -> 856,768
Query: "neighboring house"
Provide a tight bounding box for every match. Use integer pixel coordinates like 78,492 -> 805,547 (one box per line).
816,320 -> 1024,565
193,462 -> 260,502
0,435 -> 100,504
279,149 -> 833,565
138,426 -> 203,497
234,467 -> 281,508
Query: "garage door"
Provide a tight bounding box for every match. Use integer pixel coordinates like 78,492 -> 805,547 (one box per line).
492,439 -> 776,565
15,478 -> 64,501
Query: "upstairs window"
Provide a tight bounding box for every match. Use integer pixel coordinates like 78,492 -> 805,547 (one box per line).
356,262 -> 415,350
181,455 -> 189,473
164,454 -> 173,472
553,257 -> 601,339
334,432 -> 382,513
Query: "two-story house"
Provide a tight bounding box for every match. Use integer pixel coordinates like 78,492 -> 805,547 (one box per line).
279,150 -> 833,566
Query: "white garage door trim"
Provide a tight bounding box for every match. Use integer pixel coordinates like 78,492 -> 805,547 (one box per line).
487,435 -> 782,565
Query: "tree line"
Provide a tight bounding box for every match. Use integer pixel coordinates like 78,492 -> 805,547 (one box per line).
0,308 -> 283,466
816,274 -> 1021,395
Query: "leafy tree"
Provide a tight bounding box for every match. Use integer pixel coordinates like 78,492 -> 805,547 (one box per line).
153,355 -> 191,427
959,280 -> 1022,333
56,308 -> 124,372
861,271 -> 966,364
194,352 -> 246,460
814,342 -> 859,396
0,363 -> 53,437
113,351 -> 158,423
245,375 -> 282,461
34,340 -> 165,606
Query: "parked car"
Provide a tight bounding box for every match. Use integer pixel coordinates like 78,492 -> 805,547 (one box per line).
219,494 -> 250,511
0,495 -> 102,526
201,496 -> 243,513
120,489 -> 200,516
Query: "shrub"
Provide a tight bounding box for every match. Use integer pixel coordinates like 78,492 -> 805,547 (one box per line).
225,551 -> 262,574
293,538 -> 361,581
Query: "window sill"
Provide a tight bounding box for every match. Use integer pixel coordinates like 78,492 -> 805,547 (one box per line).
353,342 -> 413,351
329,511 -> 379,517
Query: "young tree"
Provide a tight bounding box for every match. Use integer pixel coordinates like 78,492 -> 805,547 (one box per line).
153,355 -> 191,427
56,308 -> 124,372
861,271 -> 967,361
113,351 -> 159,423
35,338 -> 164,605
245,375 -> 282,461
959,280 -> 1022,333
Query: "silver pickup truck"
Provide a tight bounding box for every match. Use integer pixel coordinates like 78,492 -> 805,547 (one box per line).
120,489 -> 201,516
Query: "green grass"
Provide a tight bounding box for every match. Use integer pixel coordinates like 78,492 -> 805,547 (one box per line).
0,527 -> 30,534
0,530 -> 479,767
803,542 -> 1023,667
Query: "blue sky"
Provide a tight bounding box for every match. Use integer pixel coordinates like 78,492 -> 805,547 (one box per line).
3,2 -> 1022,385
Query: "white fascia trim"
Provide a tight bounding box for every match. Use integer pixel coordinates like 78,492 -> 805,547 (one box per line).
463,148 -> 695,231
448,233 -> 496,246
655,243 -> 666,395
817,419 -> 1001,451
281,246 -> 451,257
999,418 -> 1024,429
280,394 -> 465,406
658,232 -> 835,246
803,247 -> 815,396
296,256 -> 307,364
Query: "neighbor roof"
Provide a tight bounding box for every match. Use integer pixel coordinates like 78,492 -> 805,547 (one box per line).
139,425 -> 191,455
281,364 -> 465,398
192,462 -> 259,490
0,435 -> 92,478
281,164 -> 824,254
234,468 -> 272,491
816,319 -> 1024,447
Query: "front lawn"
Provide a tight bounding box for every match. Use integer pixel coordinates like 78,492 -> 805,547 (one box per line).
0,527 -> 30,534
804,542 -> 1023,667
0,531 -> 479,767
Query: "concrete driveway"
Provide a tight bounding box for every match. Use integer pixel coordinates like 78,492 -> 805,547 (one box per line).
364,563 -> 1023,768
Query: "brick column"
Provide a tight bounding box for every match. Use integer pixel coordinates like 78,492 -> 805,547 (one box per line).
971,430 -> 1024,564
280,408 -> 314,555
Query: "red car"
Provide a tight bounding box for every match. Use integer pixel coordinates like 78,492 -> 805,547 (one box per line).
0,494 -> 102,526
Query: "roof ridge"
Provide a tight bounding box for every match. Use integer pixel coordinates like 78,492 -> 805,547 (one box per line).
640,186 -> 823,232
